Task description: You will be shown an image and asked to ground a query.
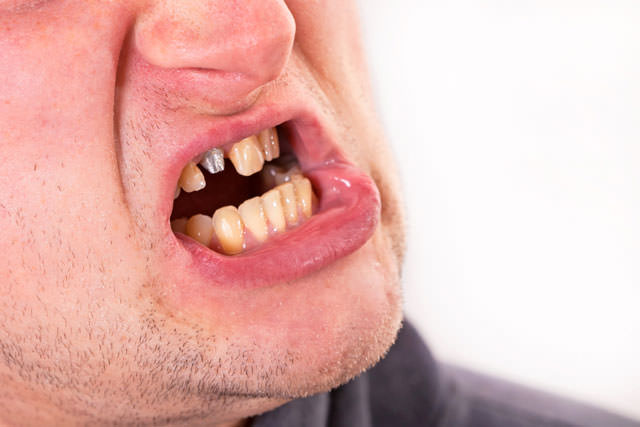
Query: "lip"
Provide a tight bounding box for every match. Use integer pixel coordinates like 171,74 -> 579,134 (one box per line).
164,108 -> 381,289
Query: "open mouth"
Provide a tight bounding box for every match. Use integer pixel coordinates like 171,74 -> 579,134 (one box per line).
170,125 -> 318,255
166,116 -> 381,288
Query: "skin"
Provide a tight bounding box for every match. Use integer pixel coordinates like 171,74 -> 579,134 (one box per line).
0,0 -> 406,426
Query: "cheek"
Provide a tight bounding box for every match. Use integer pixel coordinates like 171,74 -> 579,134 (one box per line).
0,154 -> 142,310
0,2 -> 128,154
0,6 -> 146,327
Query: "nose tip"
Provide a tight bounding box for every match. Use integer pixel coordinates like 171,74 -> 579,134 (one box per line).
135,0 -> 295,99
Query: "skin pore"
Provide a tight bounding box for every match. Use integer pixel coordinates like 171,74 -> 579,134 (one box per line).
0,0 -> 406,426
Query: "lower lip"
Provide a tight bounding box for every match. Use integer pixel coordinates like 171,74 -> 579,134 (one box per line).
174,162 -> 381,288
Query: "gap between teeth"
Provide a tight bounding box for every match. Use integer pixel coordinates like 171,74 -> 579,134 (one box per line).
175,127 -> 280,198
171,127 -> 318,255
171,175 -> 316,255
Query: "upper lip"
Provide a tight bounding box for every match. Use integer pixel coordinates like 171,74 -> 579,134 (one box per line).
153,93 -> 381,289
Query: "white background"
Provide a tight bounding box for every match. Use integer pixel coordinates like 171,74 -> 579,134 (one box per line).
359,0 -> 640,421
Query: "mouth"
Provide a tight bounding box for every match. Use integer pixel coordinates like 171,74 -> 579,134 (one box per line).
165,114 -> 381,288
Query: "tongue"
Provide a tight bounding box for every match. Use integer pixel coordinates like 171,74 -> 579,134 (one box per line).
171,160 -> 259,220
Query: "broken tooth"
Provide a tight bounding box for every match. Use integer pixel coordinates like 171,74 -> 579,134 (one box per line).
199,148 -> 225,175
261,189 -> 286,233
171,217 -> 188,234
185,214 -> 214,247
274,165 -> 302,186
178,162 -> 206,193
258,127 -> 280,162
212,206 -> 245,255
278,182 -> 298,225
260,164 -> 285,191
238,197 -> 269,243
228,136 -> 264,176
293,177 -> 314,218
174,186 -> 181,200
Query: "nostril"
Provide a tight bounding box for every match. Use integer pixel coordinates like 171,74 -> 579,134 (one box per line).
134,0 -> 295,88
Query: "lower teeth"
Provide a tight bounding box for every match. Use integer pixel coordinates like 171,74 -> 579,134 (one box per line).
171,174 -> 317,255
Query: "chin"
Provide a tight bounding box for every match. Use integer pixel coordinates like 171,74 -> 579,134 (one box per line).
219,232 -> 402,400
142,229 -> 403,407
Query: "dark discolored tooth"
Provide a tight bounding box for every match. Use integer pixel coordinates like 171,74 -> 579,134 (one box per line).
258,127 -> 280,161
199,148 -> 225,175
171,217 -> 188,234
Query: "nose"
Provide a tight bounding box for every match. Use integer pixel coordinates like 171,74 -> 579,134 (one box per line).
134,0 -> 295,100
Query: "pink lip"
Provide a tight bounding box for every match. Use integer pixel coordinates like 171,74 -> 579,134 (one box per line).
165,110 -> 381,289
176,163 -> 380,288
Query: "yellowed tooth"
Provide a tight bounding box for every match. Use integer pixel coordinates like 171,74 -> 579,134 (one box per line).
185,214 -> 214,247
178,162 -> 206,193
278,182 -> 298,225
212,206 -> 245,255
261,189 -> 286,233
170,217 -> 188,234
238,197 -> 268,243
257,127 -> 280,162
293,177 -> 313,218
228,135 -> 264,176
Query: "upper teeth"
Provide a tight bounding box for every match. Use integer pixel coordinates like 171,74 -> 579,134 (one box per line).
228,135 -> 265,176
258,127 -> 280,162
177,127 -> 281,195
178,161 -> 206,193
171,127 -> 319,255
199,148 -> 225,175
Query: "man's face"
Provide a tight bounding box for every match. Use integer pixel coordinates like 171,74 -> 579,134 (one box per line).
0,0 -> 405,424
